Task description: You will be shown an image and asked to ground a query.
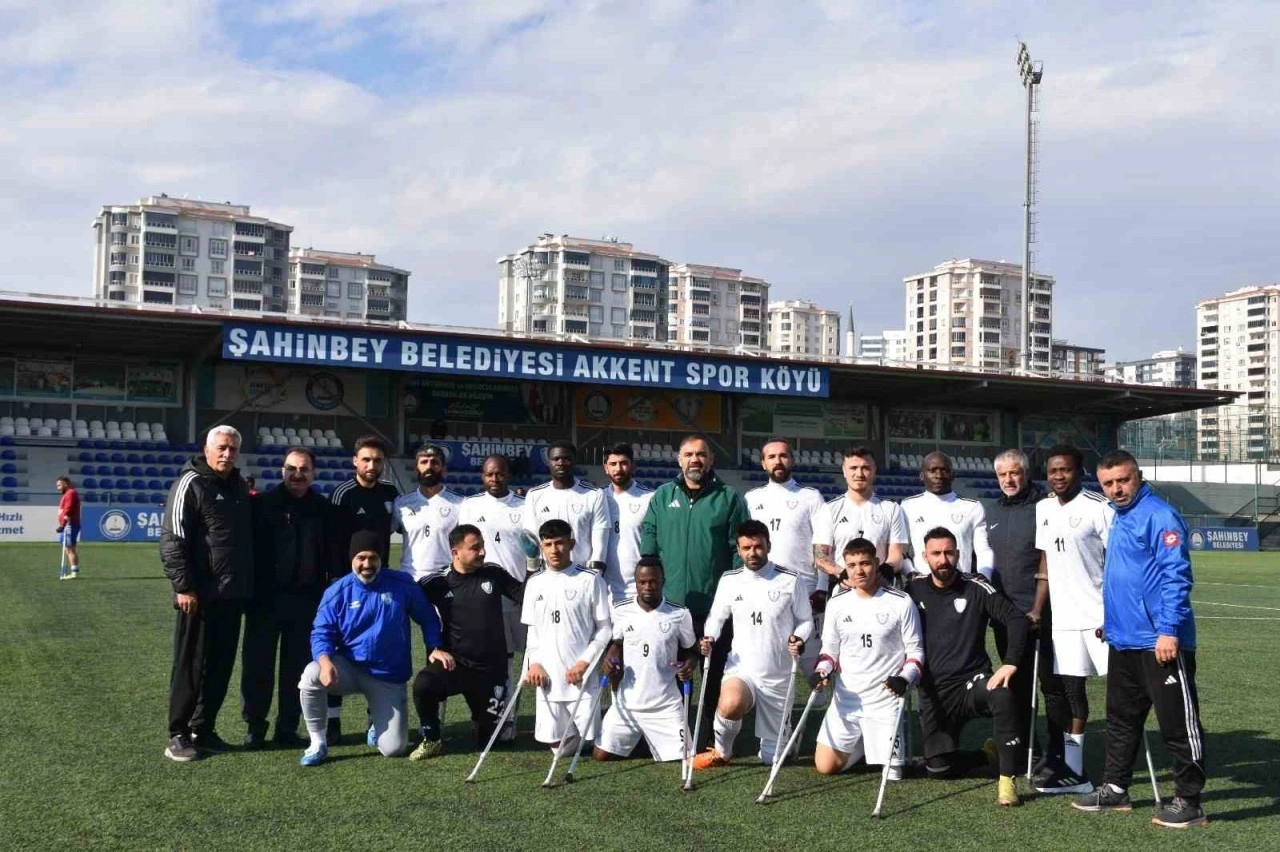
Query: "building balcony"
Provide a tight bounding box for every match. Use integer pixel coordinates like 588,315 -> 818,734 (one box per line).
563,252 -> 591,268
629,310 -> 656,324
563,286 -> 590,302
233,280 -> 263,295
631,276 -> 658,289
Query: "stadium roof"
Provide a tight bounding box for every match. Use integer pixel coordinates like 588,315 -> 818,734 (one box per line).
0,294 -> 1235,420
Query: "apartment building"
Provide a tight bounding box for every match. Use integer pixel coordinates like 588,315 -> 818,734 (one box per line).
92,195 -> 292,312
498,234 -> 670,341
1051,339 -> 1106,379
1106,348 -> 1197,387
902,258 -> 1053,373
1196,285 -> 1280,460
767,299 -> 840,357
858,330 -> 910,363
666,264 -> 770,350
288,248 -> 410,322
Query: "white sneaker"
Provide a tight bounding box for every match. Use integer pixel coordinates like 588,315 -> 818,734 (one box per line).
886,765 -> 903,782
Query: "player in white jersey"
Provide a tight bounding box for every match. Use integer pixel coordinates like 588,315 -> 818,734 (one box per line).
522,440 -> 610,571
814,538 -> 924,777
1036,444 -> 1115,787
458,453 -> 529,742
394,444 -> 463,582
745,439 -> 835,680
593,558 -> 697,763
522,519 -> 612,755
601,443 -> 654,602
826,446 -> 910,579
901,451 -> 994,579
692,520 -> 813,769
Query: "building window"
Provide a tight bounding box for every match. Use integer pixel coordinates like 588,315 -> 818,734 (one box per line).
211,260 -> 225,274
612,274 -> 627,292
614,324 -> 628,337
611,307 -> 627,324
179,235 -> 199,256
590,271 -> 605,287
180,257 -> 195,271
347,283 -> 363,300
233,298 -> 261,310
209,239 -> 228,258
614,259 -> 626,271
589,306 -> 604,322
178,274 -> 198,295
207,276 -> 227,296
326,281 -> 341,298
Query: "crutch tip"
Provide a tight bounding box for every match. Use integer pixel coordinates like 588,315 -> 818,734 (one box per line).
564,774 -> 575,783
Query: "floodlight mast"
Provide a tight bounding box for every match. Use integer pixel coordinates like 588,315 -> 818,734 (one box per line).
1016,42 -> 1043,375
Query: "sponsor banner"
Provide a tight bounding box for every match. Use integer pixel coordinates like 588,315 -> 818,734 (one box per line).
0,506 -> 61,542
1188,526 -> 1258,552
939,412 -> 996,444
887,409 -> 937,440
575,387 -> 721,432
0,358 -> 180,405
126,364 -> 180,404
214,364 -> 367,416
81,506 -> 165,542
15,358 -> 73,398
405,377 -> 559,425
434,439 -> 549,474
741,398 -> 867,438
223,321 -> 830,398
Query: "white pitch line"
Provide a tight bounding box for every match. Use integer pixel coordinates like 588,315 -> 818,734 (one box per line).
1197,582 -> 1280,590
1200,616 -> 1280,621
1191,600 -> 1280,612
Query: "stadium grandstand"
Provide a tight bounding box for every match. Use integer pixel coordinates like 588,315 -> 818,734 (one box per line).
0,292 -> 1235,543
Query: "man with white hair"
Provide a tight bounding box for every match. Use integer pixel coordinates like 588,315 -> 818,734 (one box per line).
160,425 -> 255,762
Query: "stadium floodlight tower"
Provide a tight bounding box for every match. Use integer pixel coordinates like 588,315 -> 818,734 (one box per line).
1016,41 -> 1043,374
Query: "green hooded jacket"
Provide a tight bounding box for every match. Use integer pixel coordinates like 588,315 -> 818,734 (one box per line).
640,471 -> 750,617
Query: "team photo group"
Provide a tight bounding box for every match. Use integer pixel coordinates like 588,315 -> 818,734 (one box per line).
154,426 -> 1207,830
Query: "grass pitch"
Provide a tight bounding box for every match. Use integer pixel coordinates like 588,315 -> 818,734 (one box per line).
1,546 -> 1277,851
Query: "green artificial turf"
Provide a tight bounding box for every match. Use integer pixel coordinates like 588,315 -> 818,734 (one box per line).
0,546 -> 1276,850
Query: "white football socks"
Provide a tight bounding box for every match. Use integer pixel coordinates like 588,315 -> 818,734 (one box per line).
1065,732 -> 1085,775
713,714 -> 742,758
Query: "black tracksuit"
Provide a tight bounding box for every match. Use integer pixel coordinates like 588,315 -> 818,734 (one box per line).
160,458 -> 254,740
331,477 -> 400,565
988,484 -> 1068,763
241,485 -> 344,737
414,564 -> 524,744
908,573 -> 1029,777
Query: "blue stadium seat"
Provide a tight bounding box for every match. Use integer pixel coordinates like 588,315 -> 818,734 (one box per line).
83,492 -> 98,503
161,467 -> 178,478
0,437 -> 13,447
148,479 -> 163,491
117,493 -> 133,504
2,476 -> 16,488
126,454 -> 142,464
113,465 -> 127,476
79,451 -> 94,462
142,454 -> 157,464
135,492 -> 152,503
110,452 -> 125,463
144,466 -> 159,477
127,465 -> 142,477
131,478 -> 146,490
83,477 -> 98,489
1,491 -> 16,502
81,464 -> 95,476
94,452 -> 109,463
2,449 -> 17,461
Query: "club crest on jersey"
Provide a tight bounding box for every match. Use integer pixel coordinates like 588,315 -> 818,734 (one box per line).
570,502 -> 584,513
768,589 -> 782,602
871,512 -> 883,524
950,512 -> 964,524
630,503 -> 642,513
565,589 -> 578,600
1162,530 -> 1181,548
1069,516 -> 1082,528
953,598 -> 967,613
786,499 -> 799,509
481,580 -> 493,594
510,513 -> 522,524
876,612 -> 889,625
659,620 -> 672,633
440,507 -> 452,517
380,592 -> 393,605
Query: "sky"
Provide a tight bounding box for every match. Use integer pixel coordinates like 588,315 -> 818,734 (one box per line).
1,0 -> 1276,362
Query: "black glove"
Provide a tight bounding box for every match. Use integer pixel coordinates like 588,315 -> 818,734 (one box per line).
884,675 -> 908,697
809,589 -> 827,615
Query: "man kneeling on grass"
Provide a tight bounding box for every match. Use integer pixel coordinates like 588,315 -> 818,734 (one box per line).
297,531 -> 450,766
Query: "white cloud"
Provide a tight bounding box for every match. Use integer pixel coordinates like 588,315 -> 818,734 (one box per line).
0,0 -> 1276,360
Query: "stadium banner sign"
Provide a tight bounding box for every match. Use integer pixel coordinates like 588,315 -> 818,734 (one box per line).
405,377 -> 544,424
222,321 -> 830,398
435,439 -> 549,474
575,387 -> 721,432
214,364 -> 368,415
741,398 -> 867,438
80,506 -> 165,543
0,506 -> 61,543
1188,526 -> 1258,552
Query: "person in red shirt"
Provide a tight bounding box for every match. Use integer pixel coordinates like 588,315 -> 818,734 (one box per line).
56,476 -> 83,579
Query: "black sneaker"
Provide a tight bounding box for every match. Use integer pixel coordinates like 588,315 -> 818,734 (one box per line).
273,730 -> 307,749
326,718 -> 342,744
191,731 -> 230,754
1036,767 -> 1094,795
242,730 -> 268,751
164,734 -> 199,762
1071,785 -> 1132,812
1152,797 -> 1207,829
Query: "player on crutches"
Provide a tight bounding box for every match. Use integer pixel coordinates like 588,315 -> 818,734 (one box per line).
690,520 -> 813,771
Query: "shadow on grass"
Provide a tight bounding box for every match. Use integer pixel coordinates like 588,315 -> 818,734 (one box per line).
1193,729 -> 1280,823
879,779 -> 992,817
759,770 -> 876,805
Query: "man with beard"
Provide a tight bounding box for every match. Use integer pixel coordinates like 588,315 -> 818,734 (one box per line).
825,446 -> 909,580
745,438 -> 835,679
241,447 -> 345,750
1034,444 -> 1113,794
907,527 -> 1029,807
522,441 -> 609,573
160,425 -> 254,761
641,433 -> 750,748
297,531 -> 446,766
593,558 -> 697,763
458,453 -> 528,741
410,525 -> 524,759
691,520 -> 812,769
901,451 -> 993,579
394,444 -> 463,583
601,443 -> 654,602
327,435 -> 401,742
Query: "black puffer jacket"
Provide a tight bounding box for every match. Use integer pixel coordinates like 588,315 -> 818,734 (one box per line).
160,457 -> 254,600
987,483 -> 1043,613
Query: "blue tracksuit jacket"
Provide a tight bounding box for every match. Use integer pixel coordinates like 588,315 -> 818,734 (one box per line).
311,569 -> 440,683
1102,484 -> 1197,651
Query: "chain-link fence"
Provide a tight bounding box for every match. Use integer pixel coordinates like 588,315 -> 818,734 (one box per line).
1119,405 -> 1280,464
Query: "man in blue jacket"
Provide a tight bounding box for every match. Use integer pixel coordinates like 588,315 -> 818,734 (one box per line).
297,530 -> 452,766
1072,451 -> 1206,829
